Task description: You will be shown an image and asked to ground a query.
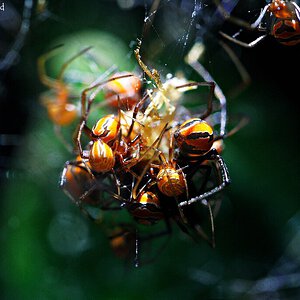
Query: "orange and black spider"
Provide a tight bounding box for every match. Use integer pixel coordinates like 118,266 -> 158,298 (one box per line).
215,0 -> 300,47
73,72 -> 140,173
173,117 -> 230,208
175,129 -> 224,247
104,71 -> 142,110
114,123 -> 169,226
172,114 -> 249,246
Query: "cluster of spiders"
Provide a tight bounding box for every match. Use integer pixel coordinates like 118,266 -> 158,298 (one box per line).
38,39 -> 246,266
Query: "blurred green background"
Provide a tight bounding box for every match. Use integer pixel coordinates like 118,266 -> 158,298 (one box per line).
1,0 -> 300,299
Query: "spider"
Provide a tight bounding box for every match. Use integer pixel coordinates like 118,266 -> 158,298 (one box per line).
173,112 -> 247,239
179,112 -> 250,247
38,45 -> 93,151
214,0 -> 300,47
60,156 -> 125,222
174,117 -> 230,208
74,72 -> 142,174
184,40 -> 250,155
104,71 -> 142,110
143,128 -> 189,200
149,119 -> 221,247
118,123 -> 170,225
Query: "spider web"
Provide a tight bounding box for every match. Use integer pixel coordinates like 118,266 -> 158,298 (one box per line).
137,0 -> 243,64
136,0 -> 205,69
135,0 -> 249,137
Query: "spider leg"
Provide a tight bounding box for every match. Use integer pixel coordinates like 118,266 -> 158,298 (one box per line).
57,46 -> 93,81
293,2 -> 300,20
53,124 -> 73,153
38,44 -> 65,89
218,40 -> 251,98
60,160 -> 101,222
213,0 -> 270,48
73,119 -> 90,157
130,123 -> 168,199
134,218 -> 172,268
214,114 -> 249,141
127,93 -> 149,139
60,160 -> 126,216
178,198 -> 216,247
175,81 -> 215,121
203,199 -> 216,248
38,45 -> 92,89
185,43 -> 227,136
80,73 -> 134,117
182,165 -> 215,248
134,228 -> 140,268
219,31 -> 268,48
178,149 -> 230,207
213,0 -> 270,30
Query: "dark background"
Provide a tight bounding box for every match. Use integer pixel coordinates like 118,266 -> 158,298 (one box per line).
1,0 -> 300,299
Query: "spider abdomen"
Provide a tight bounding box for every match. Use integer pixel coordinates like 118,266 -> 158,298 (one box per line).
157,167 -> 185,197
89,140 -> 115,173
